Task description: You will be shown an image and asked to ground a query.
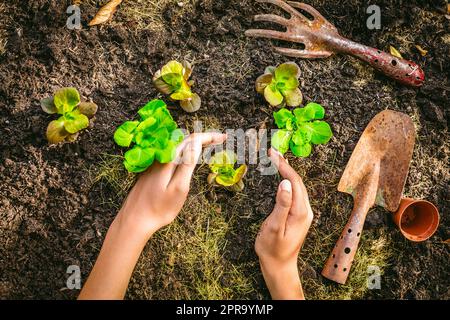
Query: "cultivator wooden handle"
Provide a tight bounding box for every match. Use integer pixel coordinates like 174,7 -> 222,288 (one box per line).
246,0 -> 425,87
328,37 -> 425,87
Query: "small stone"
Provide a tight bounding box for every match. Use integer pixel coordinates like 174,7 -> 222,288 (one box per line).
177,2 -> 184,7
419,101 -> 445,123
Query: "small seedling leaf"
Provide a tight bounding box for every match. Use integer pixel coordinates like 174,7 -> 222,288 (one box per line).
180,93 -> 201,113
63,111 -> 89,134
275,62 -> 301,82
272,129 -> 292,154
114,121 -> 139,147
78,102 -> 98,118
41,97 -> 57,114
290,140 -> 312,157
54,87 -> 80,114
304,121 -> 333,144
282,87 -> 303,107
138,99 -> 166,120
124,145 -> 155,168
255,73 -> 273,94
155,140 -> 177,163
46,118 -> 69,144
273,108 -> 294,129
264,84 -> 284,107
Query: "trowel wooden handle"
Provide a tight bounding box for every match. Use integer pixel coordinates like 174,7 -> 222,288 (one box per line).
321,205 -> 369,284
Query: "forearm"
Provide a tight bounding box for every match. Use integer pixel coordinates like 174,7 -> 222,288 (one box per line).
78,212 -> 153,300
260,262 -> 304,300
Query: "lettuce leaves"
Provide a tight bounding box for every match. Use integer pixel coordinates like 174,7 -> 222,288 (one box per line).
272,102 -> 333,157
153,60 -> 201,113
207,150 -> 247,192
256,62 -> 303,108
113,99 -> 184,173
41,87 -> 98,144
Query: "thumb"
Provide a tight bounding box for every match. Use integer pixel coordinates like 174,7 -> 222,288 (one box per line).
269,179 -> 293,234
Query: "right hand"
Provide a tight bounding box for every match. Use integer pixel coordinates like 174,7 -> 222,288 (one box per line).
255,148 -> 314,299
117,132 -> 227,239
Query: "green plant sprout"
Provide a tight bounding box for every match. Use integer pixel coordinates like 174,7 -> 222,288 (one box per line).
113,99 -> 184,173
272,102 -> 333,157
207,150 -> 247,192
153,60 -> 201,113
255,62 -> 303,108
41,87 -> 98,144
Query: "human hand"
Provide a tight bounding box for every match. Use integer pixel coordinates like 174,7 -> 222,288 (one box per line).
255,148 -> 314,300
116,132 -> 227,239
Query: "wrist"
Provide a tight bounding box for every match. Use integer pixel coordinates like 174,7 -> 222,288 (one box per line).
260,260 -> 303,300
114,208 -> 156,242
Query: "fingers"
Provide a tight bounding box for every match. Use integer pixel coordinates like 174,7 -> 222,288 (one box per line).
167,132 -> 227,191
269,147 -> 302,187
180,132 -> 228,153
268,148 -> 312,221
155,132 -> 227,185
266,179 -> 293,235
168,140 -> 202,193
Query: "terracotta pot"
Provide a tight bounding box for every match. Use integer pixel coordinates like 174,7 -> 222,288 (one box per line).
392,198 -> 440,242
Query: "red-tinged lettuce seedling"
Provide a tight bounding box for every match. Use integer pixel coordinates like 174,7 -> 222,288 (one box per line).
207,150 -> 247,192
255,62 -> 303,108
272,102 -> 333,157
152,60 -> 201,113
113,99 -> 184,173
41,87 -> 98,144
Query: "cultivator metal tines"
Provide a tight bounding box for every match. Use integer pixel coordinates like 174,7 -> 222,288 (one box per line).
245,0 -> 425,87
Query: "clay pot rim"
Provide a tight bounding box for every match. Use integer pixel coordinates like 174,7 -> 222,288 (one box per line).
395,198 -> 440,242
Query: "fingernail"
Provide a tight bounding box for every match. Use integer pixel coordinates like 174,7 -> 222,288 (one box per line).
280,179 -> 291,193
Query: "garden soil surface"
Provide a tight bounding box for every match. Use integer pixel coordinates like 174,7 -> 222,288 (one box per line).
0,0 -> 449,299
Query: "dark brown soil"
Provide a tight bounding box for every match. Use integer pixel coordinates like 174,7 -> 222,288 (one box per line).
0,0 -> 448,299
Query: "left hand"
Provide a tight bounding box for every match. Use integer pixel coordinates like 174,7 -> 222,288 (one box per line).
117,132 -> 227,238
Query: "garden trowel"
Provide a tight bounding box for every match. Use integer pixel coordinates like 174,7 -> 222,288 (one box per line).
321,110 -> 415,284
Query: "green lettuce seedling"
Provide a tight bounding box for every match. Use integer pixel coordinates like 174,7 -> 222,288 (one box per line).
255,62 -> 303,108
207,151 -> 247,192
272,102 -> 333,157
41,87 -> 98,144
153,60 -> 201,113
113,99 -> 184,173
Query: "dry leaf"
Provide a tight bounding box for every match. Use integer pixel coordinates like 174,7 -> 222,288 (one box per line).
389,45 -> 403,59
89,0 -> 123,26
415,44 -> 428,57
444,239 -> 450,244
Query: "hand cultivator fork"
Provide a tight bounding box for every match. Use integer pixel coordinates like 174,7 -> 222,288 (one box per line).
245,0 -> 425,87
